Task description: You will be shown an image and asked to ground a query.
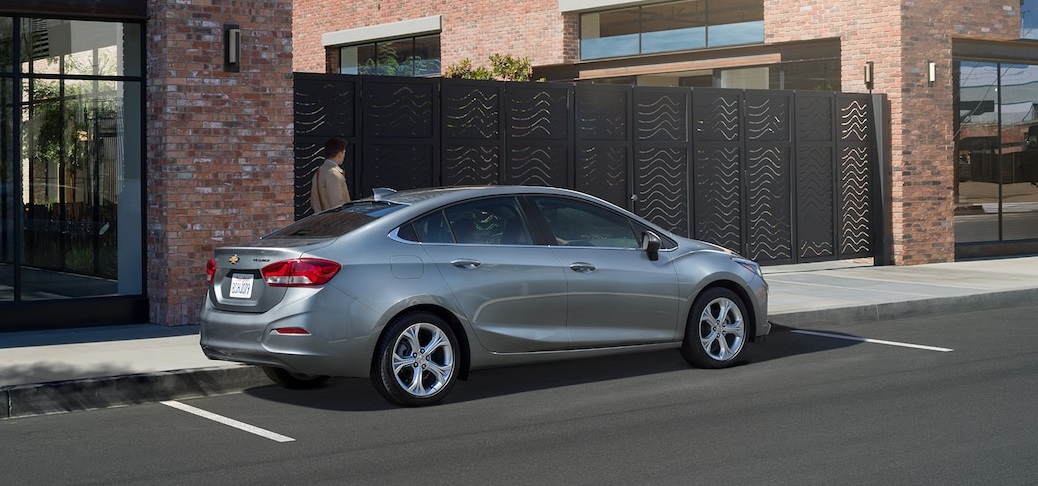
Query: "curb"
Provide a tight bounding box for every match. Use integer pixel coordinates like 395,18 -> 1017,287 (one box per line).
1,365 -> 269,419
769,288 -> 1038,329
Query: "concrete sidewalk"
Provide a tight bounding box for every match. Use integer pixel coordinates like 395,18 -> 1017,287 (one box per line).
3,255 -> 1037,418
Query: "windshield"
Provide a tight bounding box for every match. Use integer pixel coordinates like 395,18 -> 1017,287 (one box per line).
264,201 -> 406,239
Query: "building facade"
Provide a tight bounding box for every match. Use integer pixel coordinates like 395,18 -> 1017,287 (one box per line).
1,0 -> 295,330
296,0 -> 1038,265
2,0 -> 1036,331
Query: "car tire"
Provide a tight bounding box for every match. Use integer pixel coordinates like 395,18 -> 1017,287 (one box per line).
681,287 -> 748,369
371,311 -> 459,407
262,366 -> 331,389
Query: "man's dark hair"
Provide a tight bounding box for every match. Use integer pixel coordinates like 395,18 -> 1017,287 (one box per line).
324,137 -> 348,156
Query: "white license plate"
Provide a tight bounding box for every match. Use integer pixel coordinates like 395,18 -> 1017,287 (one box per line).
229,274 -> 254,299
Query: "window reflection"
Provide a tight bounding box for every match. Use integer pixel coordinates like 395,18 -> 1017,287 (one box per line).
580,0 -> 763,60
2,17 -> 143,302
340,34 -> 441,77
955,61 -> 1038,243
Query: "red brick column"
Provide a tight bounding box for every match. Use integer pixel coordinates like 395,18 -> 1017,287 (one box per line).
146,0 -> 295,325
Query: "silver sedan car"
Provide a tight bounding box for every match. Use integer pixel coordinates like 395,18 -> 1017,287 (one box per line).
200,186 -> 769,406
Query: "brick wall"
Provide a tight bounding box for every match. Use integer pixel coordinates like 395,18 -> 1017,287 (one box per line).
767,0 -> 1019,264
147,0 -> 295,325
293,0 -> 574,73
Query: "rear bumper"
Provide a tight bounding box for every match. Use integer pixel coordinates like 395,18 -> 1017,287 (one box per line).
198,292 -> 379,378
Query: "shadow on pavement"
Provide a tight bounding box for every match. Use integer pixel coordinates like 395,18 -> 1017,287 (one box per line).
241,325 -> 860,412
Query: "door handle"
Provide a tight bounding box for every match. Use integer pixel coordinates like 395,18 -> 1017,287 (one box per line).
451,259 -> 482,269
569,262 -> 596,273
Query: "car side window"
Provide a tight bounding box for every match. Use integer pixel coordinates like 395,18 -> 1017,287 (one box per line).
531,196 -> 639,248
443,197 -> 532,245
409,211 -> 453,243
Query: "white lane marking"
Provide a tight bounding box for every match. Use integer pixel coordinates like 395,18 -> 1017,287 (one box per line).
161,400 -> 295,443
791,330 -> 954,352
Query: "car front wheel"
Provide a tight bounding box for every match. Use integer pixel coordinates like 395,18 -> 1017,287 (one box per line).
681,287 -> 748,369
371,311 -> 459,406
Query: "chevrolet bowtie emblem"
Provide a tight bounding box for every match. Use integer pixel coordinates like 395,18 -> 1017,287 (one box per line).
228,255 -> 240,264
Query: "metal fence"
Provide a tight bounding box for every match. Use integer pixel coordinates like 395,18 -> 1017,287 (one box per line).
294,72 -> 886,265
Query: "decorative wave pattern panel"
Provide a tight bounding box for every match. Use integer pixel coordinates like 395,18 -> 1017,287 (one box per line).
365,83 -> 434,138
636,92 -> 687,142
694,147 -> 741,250
294,76 -> 879,266
840,146 -> 871,255
443,84 -> 500,140
578,146 -> 628,208
293,138 -> 324,217
796,95 -> 833,142
577,87 -> 628,142
637,147 -> 688,236
366,144 -> 434,190
745,94 -> 790,143
294,80 -> 355,138
746,146 -> 792,262
796,146 -> 834,259
840,99 -> 870,143
444,145 -> 500,186
507,145 -> 568,186
694,93 -> 740,142
509,88 -> 569,140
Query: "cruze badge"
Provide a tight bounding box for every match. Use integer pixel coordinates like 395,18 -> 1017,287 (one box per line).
228,255 -> 240,264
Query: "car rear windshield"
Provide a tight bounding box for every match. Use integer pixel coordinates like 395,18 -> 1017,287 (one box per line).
264,201 -> 406,239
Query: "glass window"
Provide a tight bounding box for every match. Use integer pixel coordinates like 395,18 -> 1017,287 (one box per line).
579,0 -> 763,60
581,7 -> 641,60
1023,0 -> 1038,39
954,61 -> 1038,243
0,17 -> 11,73
267,201 -> 405,239
706,0 -> 764,47
340,34 -> 441,77
443,197 -> 531,245
532,196 -> 639,248
642,1 -> 706,54
3,18 -> 143,302
21,20 -> 141,77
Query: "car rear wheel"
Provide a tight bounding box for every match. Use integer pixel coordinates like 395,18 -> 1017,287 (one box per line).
262,366 -> 330,389
681,287 -> 748,369
371,311 -> 459,406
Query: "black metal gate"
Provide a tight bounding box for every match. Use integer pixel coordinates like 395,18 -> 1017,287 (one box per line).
294,73 -> 885,265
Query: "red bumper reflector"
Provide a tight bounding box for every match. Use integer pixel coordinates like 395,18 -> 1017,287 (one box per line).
272,327 -> 311,335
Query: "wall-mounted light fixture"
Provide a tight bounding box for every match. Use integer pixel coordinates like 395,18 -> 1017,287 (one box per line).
927,60 -> 936,86
864,61 -> 874,91
224,24 -> 241,72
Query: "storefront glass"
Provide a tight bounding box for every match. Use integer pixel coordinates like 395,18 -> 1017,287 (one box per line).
955,61 -> 1038,243
0,17 -> 143,303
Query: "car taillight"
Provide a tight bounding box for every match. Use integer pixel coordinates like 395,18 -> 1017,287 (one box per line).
206,258 -> 217,284
261,258 -> 341,287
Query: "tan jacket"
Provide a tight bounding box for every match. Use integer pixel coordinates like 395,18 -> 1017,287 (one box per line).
309,159 -> 351,212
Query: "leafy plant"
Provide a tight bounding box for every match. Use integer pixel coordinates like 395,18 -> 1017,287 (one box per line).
444,54 -> 536,82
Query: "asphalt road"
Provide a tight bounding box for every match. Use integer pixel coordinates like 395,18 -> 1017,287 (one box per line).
3,306 -> 1037,485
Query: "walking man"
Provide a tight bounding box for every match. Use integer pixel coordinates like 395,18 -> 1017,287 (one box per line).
309,137 -> 351,212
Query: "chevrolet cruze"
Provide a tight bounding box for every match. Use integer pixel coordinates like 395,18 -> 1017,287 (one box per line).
200,186 -> 770,406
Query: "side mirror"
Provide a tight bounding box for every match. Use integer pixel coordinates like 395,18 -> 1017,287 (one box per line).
641,231 -> 661,261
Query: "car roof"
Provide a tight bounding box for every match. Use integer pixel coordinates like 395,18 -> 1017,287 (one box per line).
368,185 -> 589,209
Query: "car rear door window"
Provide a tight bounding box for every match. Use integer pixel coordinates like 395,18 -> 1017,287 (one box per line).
531,196 -> 639,248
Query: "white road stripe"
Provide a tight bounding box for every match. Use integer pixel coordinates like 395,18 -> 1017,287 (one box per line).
161,400 -> 295,443
791,330 -> 954,352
